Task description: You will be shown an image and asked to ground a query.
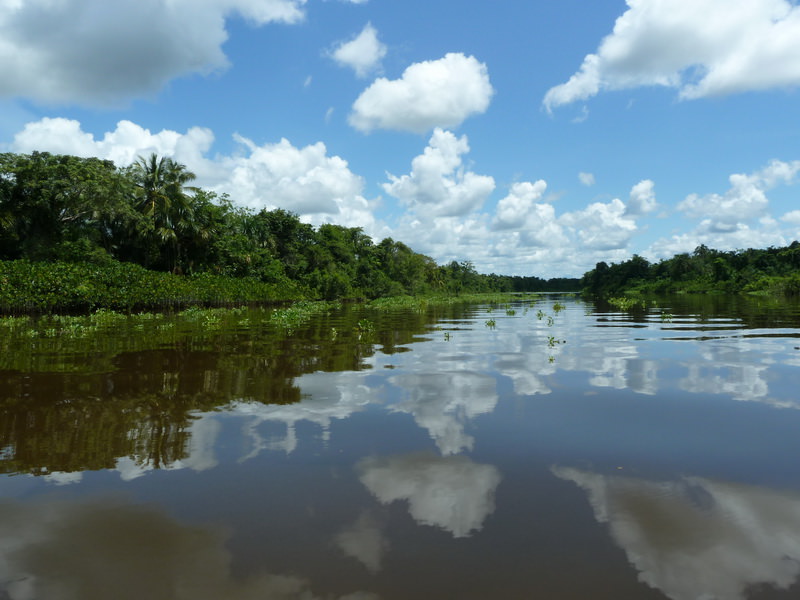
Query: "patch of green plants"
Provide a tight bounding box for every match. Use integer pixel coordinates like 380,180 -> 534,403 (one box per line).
269,300 -> 338,332
0,259 -> 303,315
607,296 -> 647,311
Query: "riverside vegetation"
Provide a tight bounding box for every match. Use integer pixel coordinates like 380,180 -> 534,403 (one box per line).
2,151 -> 798,315
0,151 -> 576,314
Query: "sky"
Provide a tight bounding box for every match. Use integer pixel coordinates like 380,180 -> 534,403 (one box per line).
2,0 -> 800,278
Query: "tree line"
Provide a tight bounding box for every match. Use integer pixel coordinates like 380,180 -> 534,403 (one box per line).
0,151 -> 578,304
582,243 -> 800,297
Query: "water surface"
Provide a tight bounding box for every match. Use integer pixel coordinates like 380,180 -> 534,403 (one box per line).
2,295 -> 800,599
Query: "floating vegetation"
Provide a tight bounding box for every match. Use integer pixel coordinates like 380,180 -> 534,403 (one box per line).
443,331 -> 451,341
536,310 -> 546,320
607,296 -> 647,311
354,318 -> 376,341
547,336 -> 565,348
552,302 -> 566,312
660,311 -> 674,322
485,318 -> 496,329
269,301 -> 337,332
505,308 -> 516,316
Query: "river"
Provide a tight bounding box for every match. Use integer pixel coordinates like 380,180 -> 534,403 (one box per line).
1,294 -> 800,599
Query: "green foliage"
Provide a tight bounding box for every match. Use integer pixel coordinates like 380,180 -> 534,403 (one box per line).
0,259 -> 300,313
0,150 -> 579,313
582,242 -> 800,297
606,296 -> 647,311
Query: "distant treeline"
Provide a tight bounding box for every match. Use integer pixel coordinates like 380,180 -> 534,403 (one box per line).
0,151 -> 578,311
581,243 -> 800,297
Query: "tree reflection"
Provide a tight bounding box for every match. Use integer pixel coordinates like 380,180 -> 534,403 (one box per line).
0,496 -> 379,600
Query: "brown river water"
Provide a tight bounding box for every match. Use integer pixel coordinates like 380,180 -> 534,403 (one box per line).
2,294 -> 800,599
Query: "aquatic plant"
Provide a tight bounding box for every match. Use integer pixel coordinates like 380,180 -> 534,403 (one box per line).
607,296 -> 646,311
485,318 -> 496,329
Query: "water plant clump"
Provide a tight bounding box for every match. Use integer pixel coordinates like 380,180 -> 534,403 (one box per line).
269,301 -> 338,332
607,296 -> 647,311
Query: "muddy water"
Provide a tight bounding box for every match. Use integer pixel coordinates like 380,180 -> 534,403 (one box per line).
2,294 -> 800,599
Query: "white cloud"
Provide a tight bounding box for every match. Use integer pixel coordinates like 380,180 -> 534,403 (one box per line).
349,53 -> 494,133
626,179 -> 657,215
383,128 -> 495,217
543,0 -> 800,111
12,117 -> 382,235
13,117 -> 214,167
644,159 -> 799,260
329,22 -> 386,78
647,223 -> 788,262
493,181 -> 548,230
560,198 -> 638,250
677,160 -> 800,229
781,210 -> 800,225
578,172 -> 595,186
0,0 -> 307,106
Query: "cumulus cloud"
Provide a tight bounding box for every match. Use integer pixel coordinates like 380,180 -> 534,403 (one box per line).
0,0 -> 307,105
677,160 -> 800,229
383,128 -> 495,217
648,222 -> 788,261
13,117 -> 215,167
329,22 -> 386,78
543,0 -> 800,111
349,53 -> 494,133
493,181 -> 548,230
643,159 -> 799,259
490,181 -> 569,248
11,117 -> 382,234
561,198 -> 638,250
626,179 -> 657,215
781,210 -> 800,225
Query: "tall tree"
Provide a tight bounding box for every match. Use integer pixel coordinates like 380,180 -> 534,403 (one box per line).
127,154 -> 198,271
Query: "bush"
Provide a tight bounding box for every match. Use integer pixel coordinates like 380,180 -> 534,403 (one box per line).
0,259 -> 304,314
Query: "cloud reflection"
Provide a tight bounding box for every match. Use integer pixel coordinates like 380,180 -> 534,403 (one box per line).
335,511 -> 389,574
358,452 -> 501,538
553,466 -> 800,600
0,497 -> 379,600
388,372 -> 497,455
231,370 -> 377,457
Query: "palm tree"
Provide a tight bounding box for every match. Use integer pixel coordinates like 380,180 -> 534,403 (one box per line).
129,154 -> 197,271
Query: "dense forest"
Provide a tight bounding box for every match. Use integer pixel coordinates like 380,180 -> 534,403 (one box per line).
0,151 -> 577,312
582,244 -> 800,297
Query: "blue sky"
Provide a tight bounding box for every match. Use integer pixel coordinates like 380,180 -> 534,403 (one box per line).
2,0 -> 800,277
